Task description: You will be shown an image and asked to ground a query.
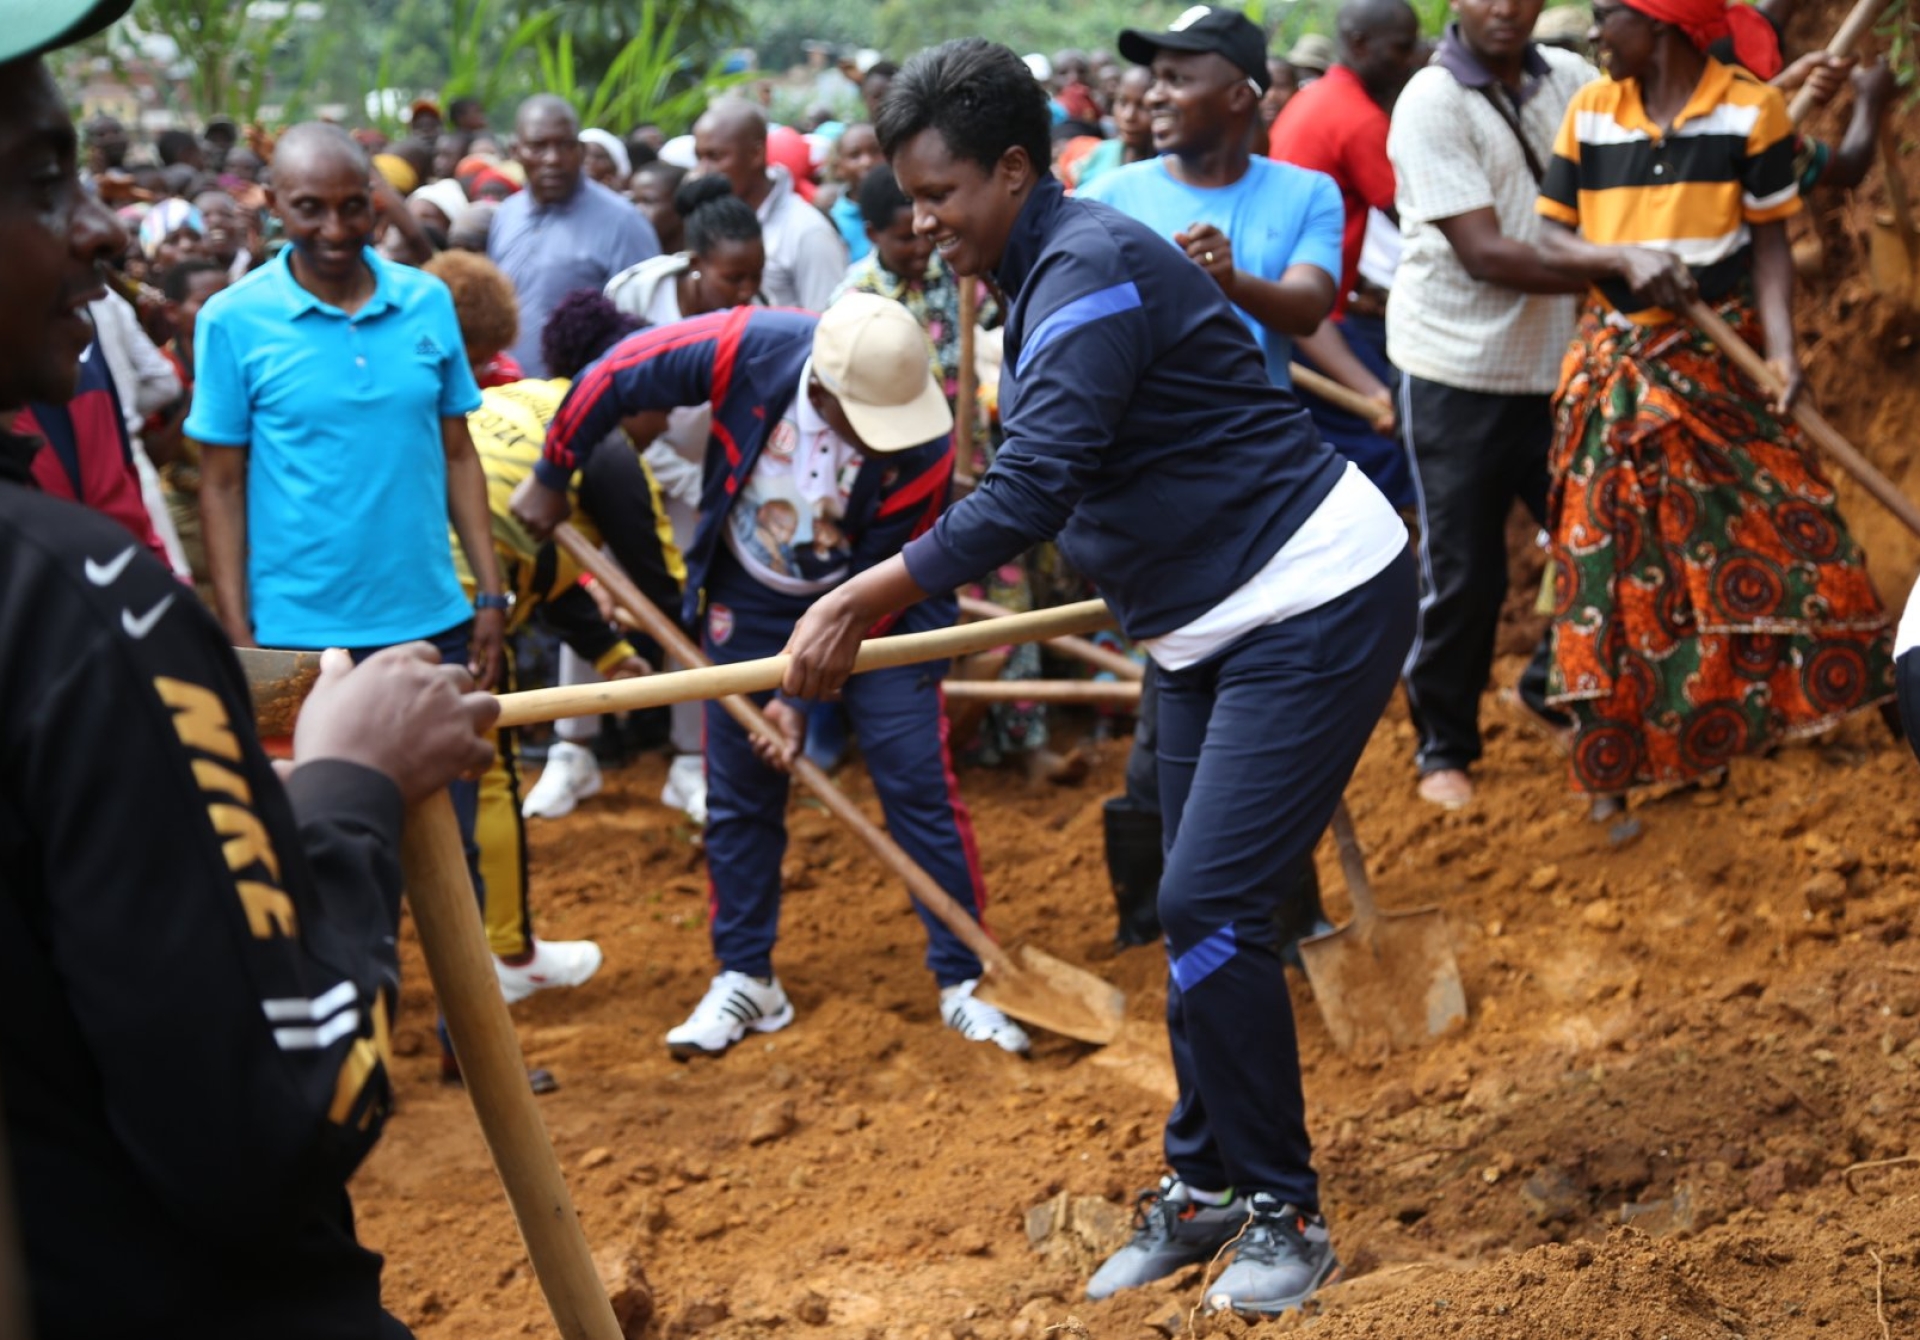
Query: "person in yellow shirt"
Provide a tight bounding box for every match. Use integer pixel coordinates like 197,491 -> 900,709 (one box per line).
424,251 -> 685,1009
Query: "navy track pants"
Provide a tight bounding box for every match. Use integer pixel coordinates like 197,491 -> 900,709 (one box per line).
701,564 -> 989,987
1155,548 -> 1416,1208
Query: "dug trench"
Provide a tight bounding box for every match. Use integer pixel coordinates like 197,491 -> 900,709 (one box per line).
354,42 -> 1920,1340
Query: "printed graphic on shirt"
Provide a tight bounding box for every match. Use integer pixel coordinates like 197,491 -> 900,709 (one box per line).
709,602 -> 734,646
724,404 -> 861,595
153,675 -> 297,939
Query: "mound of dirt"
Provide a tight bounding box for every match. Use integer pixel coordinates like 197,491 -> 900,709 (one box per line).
1290,1230 -> 1745,1338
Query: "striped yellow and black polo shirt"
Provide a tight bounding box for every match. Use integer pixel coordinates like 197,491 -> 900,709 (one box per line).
1537,59 -> 1799,323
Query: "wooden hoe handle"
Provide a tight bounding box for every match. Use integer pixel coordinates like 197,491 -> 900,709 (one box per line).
493,593 -> 1116,729
400,793 -> 622,1340
1685,299 -> 1920,540
1787,0 -> 1894,125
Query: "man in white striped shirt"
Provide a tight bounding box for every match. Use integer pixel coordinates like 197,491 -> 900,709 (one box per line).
1385,0 -> 1595,808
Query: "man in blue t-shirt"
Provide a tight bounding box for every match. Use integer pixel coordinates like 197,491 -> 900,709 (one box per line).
189,122 -> 505,684
1078,6 -> 1348,955
1078,7 -> 1344,391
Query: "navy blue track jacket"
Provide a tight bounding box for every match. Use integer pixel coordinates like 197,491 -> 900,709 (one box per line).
902,177 -> 1346,641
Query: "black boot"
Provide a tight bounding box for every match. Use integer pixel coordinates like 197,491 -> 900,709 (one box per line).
1275,856 -> 1332,970
1103,797 -> 1164,948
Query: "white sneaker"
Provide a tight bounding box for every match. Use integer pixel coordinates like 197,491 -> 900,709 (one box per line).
940,979 -> 1031,1054
666,970 -> 794,1058
660,752 -> 707,824
522,740 -> 602,819
495,937 -> 605,1004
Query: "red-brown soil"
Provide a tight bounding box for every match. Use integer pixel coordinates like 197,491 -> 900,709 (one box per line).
355,23 -> 1920,1334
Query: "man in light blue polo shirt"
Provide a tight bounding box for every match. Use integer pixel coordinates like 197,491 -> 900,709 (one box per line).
489,94 -> 660,377
1076,8 -> 1348,955
189,121 -> 506,687
1077,7 -> 1344,390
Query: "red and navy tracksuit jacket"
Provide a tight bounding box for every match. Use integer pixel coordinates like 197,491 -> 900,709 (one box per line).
535,305 -> 954,631
536,304 -> 991,987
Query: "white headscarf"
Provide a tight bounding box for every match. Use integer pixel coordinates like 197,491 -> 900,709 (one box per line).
409,179 -> 471,229
578,128 -> 631,181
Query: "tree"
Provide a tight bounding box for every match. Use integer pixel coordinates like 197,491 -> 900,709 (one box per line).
125,0 -> 312,121
510,0 -> 745,88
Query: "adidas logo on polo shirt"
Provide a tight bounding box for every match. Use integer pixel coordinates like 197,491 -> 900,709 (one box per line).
415,335 -> 441,357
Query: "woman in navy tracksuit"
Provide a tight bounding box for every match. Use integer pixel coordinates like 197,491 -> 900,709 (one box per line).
782,40 -> 1417,1318
512,299 -> 1030,1057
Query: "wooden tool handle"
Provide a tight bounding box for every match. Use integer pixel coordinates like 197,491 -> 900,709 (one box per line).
0,1071 -> 30,1340
941,679 -> 1142,703
1685,299 -> 1920,539
1329,801 -> 1380,931
1290,361 -> 1390,424
400,792 -> 622,1340
551,527 -> 1016,978
494,595 -> 1116,729
1787,0 -> 1893,125
956,594 -> 1144,681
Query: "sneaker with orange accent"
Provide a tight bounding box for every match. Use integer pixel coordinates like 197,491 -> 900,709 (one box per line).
1085,1176 -> 1249,1300
1205,1193 -> 1341,1315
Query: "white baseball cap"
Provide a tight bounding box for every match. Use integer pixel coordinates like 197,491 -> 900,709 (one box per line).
811,294 -> 952,454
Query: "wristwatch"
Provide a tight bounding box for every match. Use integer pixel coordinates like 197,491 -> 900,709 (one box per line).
474,592 -> 511,613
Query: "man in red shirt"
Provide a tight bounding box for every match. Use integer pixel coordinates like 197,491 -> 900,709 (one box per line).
14,340 -> 173,568
1267,0 -> 1422,510
1267,0 -> 1420,309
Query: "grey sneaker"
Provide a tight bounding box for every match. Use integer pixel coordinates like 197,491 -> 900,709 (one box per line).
1205,1193 -> 1341,1315
1085,1176 -> 1250,1300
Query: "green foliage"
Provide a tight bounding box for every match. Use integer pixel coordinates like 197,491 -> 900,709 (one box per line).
1875,0 -> 1919,109
442,0 -> 558,114
531,0 -> 754,134
740,0 -> 1350,69
510,0 -> 746,89
92,0 -> 311,123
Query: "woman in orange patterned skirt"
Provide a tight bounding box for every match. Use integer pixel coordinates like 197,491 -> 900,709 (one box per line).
1531,0 -> 1894,815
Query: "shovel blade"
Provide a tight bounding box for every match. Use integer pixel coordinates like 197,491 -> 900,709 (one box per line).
236,647 -> 324,736
1298,906 -> 1467,1054
974,942 -> 1126,1046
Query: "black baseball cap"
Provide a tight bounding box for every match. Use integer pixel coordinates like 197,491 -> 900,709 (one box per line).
1119,6 -> 1273,92
0,0 -> 134,64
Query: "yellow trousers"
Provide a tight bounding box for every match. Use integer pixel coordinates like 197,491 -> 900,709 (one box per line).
475,644 -> 532,959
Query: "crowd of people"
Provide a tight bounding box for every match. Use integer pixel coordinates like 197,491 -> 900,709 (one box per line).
5,0 -> 1916,1331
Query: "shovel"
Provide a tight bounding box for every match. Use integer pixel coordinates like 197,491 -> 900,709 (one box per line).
1869,127 -> 1919,306
554,525 -> 1125,1046
1298,801 -> 1467,1053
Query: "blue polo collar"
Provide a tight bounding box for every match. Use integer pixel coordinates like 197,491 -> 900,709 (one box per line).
525,175 -> 590,217
1435,22 -> 1552,103
272,244 -> 399,320
994,176 -> 1068,300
